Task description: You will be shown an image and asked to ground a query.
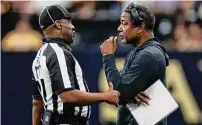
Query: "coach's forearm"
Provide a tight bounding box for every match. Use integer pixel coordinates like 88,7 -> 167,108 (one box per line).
102,54 -> 121,88
32,99 -> 43,125
102,55 -> 124,91
59,90 -> 108,105
102,54 -> 127,104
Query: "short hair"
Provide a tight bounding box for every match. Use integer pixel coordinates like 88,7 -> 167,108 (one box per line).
124,3 -> 155,31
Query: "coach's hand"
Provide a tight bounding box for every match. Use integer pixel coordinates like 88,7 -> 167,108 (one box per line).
105,82 -> 120,106
132,91 -> 150,105
100,36 -> 118,56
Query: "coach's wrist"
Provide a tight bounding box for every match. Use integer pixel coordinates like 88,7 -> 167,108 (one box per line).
102,54 -> 115,62
102,53 -> 114,56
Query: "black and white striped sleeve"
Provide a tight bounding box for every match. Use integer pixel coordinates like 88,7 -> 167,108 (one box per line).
32,74 -> 42,100
47,46 -> 75,95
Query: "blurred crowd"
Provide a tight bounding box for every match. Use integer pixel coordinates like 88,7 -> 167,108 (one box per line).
1,1 -> 202,52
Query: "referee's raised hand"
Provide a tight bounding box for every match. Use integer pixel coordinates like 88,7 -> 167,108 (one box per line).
104,82 -> 120,106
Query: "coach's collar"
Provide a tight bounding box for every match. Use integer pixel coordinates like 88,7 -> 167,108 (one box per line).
43,37 -> 72,52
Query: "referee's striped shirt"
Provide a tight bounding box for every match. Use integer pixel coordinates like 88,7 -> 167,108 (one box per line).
32,38 -> 90,119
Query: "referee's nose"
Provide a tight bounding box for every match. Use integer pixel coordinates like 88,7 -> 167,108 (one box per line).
70,23 -> 76,32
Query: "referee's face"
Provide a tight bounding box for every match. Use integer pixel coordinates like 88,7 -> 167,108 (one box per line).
60,19 -> 75,44
117,12 -> 140,44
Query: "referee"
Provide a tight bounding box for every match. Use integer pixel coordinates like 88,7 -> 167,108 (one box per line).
32,5 -> 120,125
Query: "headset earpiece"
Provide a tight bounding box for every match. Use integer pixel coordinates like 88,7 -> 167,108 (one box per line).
128,3 -> 143,26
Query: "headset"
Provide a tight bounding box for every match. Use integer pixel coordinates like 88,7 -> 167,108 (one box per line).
128,3 -> 143,26
44,6 -> 75,41
45,6 -> 74,31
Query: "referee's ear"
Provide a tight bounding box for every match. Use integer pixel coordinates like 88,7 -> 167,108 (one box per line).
54,20 -> 62,30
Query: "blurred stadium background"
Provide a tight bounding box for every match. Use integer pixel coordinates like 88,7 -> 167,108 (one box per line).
1,1 -> 202,125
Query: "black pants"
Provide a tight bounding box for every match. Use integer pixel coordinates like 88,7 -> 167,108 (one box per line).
49,116 -> 88,125
42,111 -> 88,125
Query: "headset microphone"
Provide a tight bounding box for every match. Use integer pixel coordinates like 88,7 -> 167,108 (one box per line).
60,24 -> 74,31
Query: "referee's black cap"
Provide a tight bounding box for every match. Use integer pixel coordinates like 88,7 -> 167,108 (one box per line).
39,4 -> 78,30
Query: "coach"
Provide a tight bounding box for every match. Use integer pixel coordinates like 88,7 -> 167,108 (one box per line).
100,3 -> 169,125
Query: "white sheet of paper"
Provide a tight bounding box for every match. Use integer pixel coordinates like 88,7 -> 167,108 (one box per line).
127,80 -> 179,125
